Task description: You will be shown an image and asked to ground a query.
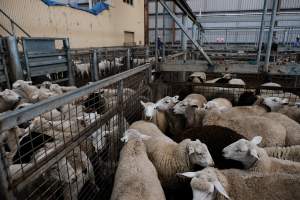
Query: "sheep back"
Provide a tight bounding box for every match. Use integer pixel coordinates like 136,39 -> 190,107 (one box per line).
278,106 -> 300,124
203,112 -> 286,147
265,145 -> 300,162
263,112 -> 300,145
110,139 -> 165,200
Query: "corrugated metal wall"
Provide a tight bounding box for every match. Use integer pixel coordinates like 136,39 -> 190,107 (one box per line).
148,0 -> 300,44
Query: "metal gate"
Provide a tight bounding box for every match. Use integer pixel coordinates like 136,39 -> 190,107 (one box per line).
22,38 -> 74,85
0,64 -> 151,200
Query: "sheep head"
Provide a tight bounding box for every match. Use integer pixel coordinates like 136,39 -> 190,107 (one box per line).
173,100 -> 189,115
179,168 -> 230,200
189,72 -> 206,83
186,139 -> 214,168
0,89 -> 21,105
222,136 -> 262,169
262,97 -> 289,111
12,80 -> 32,89
121,129 -> 151,143
155,95 -> 179,111
140,101 -> 156,120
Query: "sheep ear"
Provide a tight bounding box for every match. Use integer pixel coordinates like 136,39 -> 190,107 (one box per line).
281,98 -> 289,105
251,136 -> 262,145
187,144 -> 195,155
213,181 -> 230,199
140,100 -> 146,107
178,172 -> 198,178
120,135 -> 128,143
249,149 -> 259,159
173,95 -> 179,102
139,134 -> 151,140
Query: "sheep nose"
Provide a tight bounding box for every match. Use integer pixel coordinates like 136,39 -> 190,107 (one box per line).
18,96 -> 22,100
145,116 -> 151,121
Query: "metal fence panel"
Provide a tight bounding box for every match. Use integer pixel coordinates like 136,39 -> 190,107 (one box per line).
0,64 -> 152,200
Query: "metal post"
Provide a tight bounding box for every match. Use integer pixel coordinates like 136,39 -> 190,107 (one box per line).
162,7 -> 166,60
264,0 -> 278,72
92,49 -> 99,81
181,15 -> 187,61
256,0 -> 268,64
117,80 -> 125,150
127,48 -> 131,70
154,0 -> 159,70
64,38 -> 75,85
225,29 -> 228,49
6,36 -> 23,82
0,150 -> 16,200
145,46 -> 150,62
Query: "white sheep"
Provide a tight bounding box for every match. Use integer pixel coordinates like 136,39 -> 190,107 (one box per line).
203,98 -> 232,112
203,110 -> 286,147
261,82 -> 282,87
111,129 -> 166,200
278,105 -> 300,124
262,112 -> 300,145
13,80 -> 53,102
0,89 -> 21,113
129,121 -> 214,189
140,100 -> 168,133
222,136 -> 300,174
173,94 -> 207,115
74,62 -> 90,78
265,145 -> 300,162
180,167 -> 300,200
189,72 -> 206,83
35,143 -> 96,200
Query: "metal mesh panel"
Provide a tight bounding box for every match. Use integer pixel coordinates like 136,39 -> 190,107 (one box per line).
0,64 -> 151,200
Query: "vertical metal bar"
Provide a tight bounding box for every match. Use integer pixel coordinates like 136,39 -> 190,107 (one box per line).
225,29 -> 228,49
181,15 -> 187,61
64,38 -> 75,85
117,80 -> 125,137
22,39 -> 32,81
162,7 -> 166,60
92,49 -> 99,81
264,0 -> 278,72
0,150 -> 16,200
6,36 -> 23,82
145,46 -> 149,62
154,0 -> 159,70
127,48 -> 131,70
256,0 -> 268,64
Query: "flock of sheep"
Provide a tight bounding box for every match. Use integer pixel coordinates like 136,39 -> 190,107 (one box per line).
0,79 -> 137,199
1,70 -> 300,200
110,72 -> 300,200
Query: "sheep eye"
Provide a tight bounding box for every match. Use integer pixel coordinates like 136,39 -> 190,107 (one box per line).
272,99 -> 277,102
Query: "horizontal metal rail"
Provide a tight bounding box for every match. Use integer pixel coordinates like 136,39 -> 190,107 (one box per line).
0,64 -> 151,132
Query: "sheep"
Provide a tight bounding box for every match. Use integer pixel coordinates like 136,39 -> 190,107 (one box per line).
0,89 -> 21,113
1,126 -> 25,165
203,98 -> 232,112
110,129 -> 166,200
173,94 -> 207,115
265,145 -> 300,162
12,80 -> 53,102
189,72 -> 206,83
40,81 -> 77,95
74,61 -> 90,78
140,96 -> 179,133
179,167 -> 300,200
129,121 -> 214,189
174,125 -> 246,169
222,136 -> 300,174
35,143 -> 96,200
203,110 -> 286,147
261,82 -> 282,87
140,100 -> 168,133
262,112 -> 300,145
278,105 -> 300,124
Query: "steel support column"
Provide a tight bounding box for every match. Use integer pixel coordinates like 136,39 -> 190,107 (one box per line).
264,0 -> 279,72
162,7 -> 166,60
256,0 -> 268,64
154,0 -> 159,70
181,15 -> 187,61
6,36 -> 23,82
158,0 -> 213,66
